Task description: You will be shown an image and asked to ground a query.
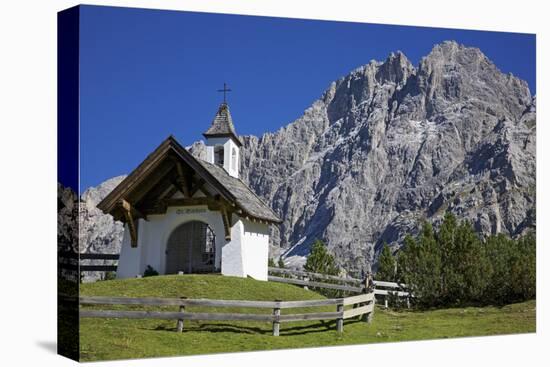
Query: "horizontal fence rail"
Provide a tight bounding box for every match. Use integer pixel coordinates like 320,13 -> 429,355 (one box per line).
268,267 -> 363,284
79,292 -> 375,336
268,267 -> 411,308
267,276 -> 364,293
80,296 -> 344,309
58,252 -> 119,273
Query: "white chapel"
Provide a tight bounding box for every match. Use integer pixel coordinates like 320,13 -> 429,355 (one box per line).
98,101 -> 281,281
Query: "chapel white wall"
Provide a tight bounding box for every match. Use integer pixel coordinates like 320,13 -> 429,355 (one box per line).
241,219 -> 270,281
116,223 -> 142,279
221,219 -> 246,277
115,207 -> 270,281
116,206 -> 226,278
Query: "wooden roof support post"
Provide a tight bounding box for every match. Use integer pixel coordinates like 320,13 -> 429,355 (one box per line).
221,206 -> 232,241
120,199 -> 145,220
120,199 -> 138,247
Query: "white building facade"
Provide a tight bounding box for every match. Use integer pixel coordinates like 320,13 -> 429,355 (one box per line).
98,103 -> 281,281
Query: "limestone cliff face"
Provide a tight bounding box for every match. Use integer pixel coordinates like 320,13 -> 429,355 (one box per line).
58,177 -> 126,282
74,41 -> 536,276
236,41 -> 534,272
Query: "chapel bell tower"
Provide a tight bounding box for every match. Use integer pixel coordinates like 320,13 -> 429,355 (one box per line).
203,88 -> 242,179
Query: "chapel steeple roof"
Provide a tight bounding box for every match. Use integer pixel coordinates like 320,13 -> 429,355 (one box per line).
202,102 -> 243,147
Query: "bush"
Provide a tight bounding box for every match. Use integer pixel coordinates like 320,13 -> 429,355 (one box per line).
278,257 -> 286,269
103,271 -> 116,281
143,265 -> 159,277
268,258 -> 276,267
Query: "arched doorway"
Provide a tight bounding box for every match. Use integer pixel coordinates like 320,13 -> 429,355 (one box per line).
165,221 -> 217,274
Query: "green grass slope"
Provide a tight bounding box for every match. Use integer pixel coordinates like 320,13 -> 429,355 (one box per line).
79,275 -> 535,361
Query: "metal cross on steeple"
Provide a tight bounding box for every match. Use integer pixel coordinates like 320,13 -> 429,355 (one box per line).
217,82 -> 232,104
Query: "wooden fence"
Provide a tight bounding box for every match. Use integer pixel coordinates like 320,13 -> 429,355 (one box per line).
268,267 -> 411,308
58,252 -> 119,272
79,292 -> 375,336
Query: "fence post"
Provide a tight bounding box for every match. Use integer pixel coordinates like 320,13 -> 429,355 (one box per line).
406,296 -> 411,309
272,299 -> 281,336
366,292 -> 375,324
364,273 -> 374,323
176,297 -> 187,332
303,276 -> 309,291
336,302 -> 344,333
384,296 -> 388,309
359,274 -> 372,322
361,276 -> 368,322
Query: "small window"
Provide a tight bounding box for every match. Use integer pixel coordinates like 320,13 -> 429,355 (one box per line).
214,145 -> 224,166
231,148 -> 237,171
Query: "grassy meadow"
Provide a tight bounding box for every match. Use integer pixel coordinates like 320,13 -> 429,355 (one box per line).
79,275 -> 535,361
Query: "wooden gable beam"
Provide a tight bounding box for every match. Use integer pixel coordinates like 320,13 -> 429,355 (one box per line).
169,143 -> 236,202
164,197 -> 210,207
190,178 -> 206,197
134,182 -> 176,217
162,197 -> 223,211
128,160 -> 175,204
160,184 -> 179,200
172,159 -> 194,198
98,140 -> 174,213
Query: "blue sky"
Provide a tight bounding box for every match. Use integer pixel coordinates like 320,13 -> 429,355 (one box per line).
79,5 -> 536,191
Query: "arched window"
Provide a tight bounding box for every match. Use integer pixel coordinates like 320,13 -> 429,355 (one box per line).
231,147 -> 237,171
214,145 -> 224,166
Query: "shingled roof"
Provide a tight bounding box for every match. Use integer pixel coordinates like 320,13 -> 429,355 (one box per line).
197,159 -> 281,223
203,103 -> 242,146
97,135 -> 281,224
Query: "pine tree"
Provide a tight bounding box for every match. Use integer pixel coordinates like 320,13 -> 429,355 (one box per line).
416,221 -> 442,306
452,220 -> 489,304
437,212 -> 458,303
304,239 -> 338,275
484,234 -> 515,304
398,222 -> 442,307
396,212 -> 535,308
396,234 -> 418,291
377,243 -> 396,281
511,231 -> 536,301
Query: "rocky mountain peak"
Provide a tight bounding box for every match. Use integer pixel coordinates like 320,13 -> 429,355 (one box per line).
78,41 -> 536,276
376,50 -> 415,86
240,42 -> 535,271
412,41 -> 532,121
82,175 -> 126,208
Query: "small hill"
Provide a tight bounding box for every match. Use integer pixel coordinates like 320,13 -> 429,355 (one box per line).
80,274 -> 325,302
